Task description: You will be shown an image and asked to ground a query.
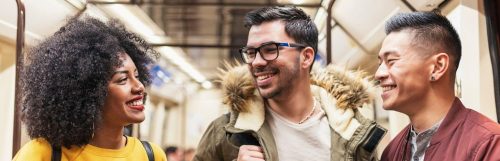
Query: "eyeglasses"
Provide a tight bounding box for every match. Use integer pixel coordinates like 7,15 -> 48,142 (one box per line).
239,42 -> 306,64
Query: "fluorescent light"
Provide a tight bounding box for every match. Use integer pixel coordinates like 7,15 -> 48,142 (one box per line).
291,0 -> 305,5
146,35 -> 173,44
65,0 -> 87,10
0,19 -> 42,40
314,7 -> 327,30
97,4 -> 169,43
91,0 -> 130,3
105,4 -> 156,36
277,0 -> 305,4
201,81 -> 213,89
156,46 -> 208,83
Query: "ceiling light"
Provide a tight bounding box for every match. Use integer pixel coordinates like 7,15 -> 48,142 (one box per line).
277,0 -> 304,5
156,46 -> 208,83
104,4 -> 155,36
313,7 -> 327,30
201,81 -> 213,89
65,0 -> 87,10
291,0 -> 305,5
97,4 -> 167,43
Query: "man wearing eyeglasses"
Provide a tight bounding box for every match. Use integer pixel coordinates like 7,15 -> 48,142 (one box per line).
194,6 -> 386,161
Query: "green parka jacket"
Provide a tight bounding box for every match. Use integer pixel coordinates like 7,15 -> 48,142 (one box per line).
193,65 -> 386,161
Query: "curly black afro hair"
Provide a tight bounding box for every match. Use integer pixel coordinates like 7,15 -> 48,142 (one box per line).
21,16 -> 158,148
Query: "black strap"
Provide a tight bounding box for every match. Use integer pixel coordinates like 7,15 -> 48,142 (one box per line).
362,125 -> 386,153
228,133 -> 260,146
50,141 -> 155,161
141,141 -> 155,161
51,145 -> 61,161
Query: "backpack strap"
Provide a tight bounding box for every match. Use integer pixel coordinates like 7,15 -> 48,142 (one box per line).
50,140 -> 155,161
141,141 -> 155,161
51,145 -> 61,161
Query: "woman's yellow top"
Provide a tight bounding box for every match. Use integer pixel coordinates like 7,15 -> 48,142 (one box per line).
13,136 -> 167,161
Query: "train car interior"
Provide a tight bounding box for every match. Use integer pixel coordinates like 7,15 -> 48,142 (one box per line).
1,0 -> 499,160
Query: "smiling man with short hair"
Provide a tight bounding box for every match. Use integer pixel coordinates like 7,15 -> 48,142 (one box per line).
193,6 -> 386,161
376,12 -> 500,161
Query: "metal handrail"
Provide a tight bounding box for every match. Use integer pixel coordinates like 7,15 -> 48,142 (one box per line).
326,0 -> 334,64
13,0 -> 25,158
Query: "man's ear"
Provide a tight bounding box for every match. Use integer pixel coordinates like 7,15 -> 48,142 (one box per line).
430,53 -> 449,81
301,47 -> 315,69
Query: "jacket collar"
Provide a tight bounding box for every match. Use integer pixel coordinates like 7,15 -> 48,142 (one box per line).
220,64 -> 376,140
430,97 -> 468,144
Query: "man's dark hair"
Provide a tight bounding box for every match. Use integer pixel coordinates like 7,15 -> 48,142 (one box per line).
21,16 -> 158,148
244,6 -> 318,69
385,11 -> 462,72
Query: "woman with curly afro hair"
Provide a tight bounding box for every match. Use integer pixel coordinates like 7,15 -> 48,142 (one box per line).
13,16 -> 167,161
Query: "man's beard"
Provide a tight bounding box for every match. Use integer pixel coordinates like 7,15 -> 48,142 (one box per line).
256,60 -> 300,99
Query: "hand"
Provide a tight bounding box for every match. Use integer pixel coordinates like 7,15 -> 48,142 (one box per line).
236,145 -> 265,161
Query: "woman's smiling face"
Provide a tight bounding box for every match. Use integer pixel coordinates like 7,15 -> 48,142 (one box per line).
102,53 -> 146,127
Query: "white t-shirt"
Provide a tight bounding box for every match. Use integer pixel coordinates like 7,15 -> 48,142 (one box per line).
266,101 -> 331,161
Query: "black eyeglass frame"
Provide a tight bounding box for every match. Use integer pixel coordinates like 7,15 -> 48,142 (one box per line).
238,42 -> 307,64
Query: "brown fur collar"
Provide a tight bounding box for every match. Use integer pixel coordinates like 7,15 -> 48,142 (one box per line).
219,64 -> 376,113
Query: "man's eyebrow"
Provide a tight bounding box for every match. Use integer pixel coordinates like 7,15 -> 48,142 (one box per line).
380,51 -> 398,59
245,41 -> 276,48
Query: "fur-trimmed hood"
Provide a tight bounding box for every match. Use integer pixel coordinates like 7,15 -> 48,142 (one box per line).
219,64 -> 377,140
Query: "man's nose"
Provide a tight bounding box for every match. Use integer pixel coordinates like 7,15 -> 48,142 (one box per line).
251,52 -> 267,67
374,63 -> 388,83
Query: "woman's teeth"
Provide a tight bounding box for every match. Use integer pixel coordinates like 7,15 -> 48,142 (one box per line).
127,100 -> 143,106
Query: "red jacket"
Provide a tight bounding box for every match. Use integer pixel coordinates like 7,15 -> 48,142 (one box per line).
381,98 -> 500,161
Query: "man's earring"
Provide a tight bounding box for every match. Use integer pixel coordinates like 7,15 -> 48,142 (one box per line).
431,76 -> 436,81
